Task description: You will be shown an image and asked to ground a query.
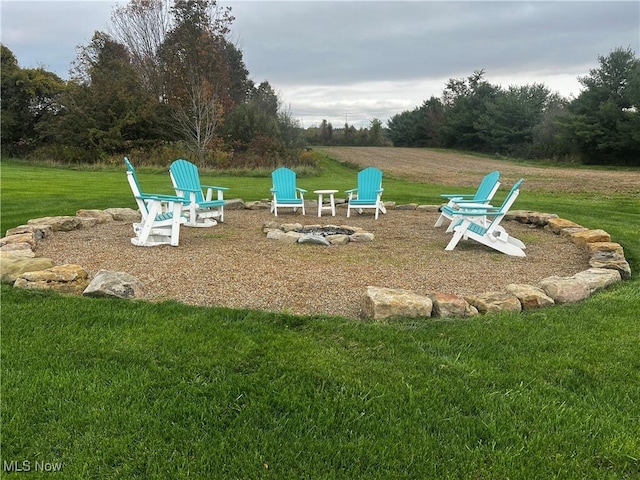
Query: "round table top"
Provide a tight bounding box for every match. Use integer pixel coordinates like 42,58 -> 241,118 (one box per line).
313,189 -> 339,194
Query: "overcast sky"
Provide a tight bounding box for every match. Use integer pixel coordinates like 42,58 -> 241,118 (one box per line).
2,1 -> 639,127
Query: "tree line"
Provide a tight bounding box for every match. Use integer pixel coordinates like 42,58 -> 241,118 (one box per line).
1,0 -> 312,168
302,118 -> 391,147
1,0 -> 638,168
387,47 -> 640,166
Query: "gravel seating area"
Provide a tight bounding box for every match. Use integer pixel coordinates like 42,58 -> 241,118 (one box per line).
36,207 -> 590,319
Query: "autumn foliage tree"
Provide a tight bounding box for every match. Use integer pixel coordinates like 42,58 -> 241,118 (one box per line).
110,0 -> 250,162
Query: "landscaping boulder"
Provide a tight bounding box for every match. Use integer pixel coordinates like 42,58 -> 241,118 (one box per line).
245,200 -> 271,210
572,268 -> 621,294
0,232 -> 36,249
349,232 -> 375,242
103,208 -> 140,222
528,212 -> 558,226
298,234 -> 331,246
506,210 -> 535,223
589,251 -> 631,280
546,217 -> 583,234
83,269 -> 144,299
326,234 -> 350,245
465,291 -> 522,314
76,209 -> 114,223
224,198 -> 246,210
281,223 -> 304,233
362,286 -> 432,320
5,224 -> 53,240
13,264 -> 89,293
262,221 -> 280,232
27,215 -> 82,231
585,242 -> 625,256
76,217 -> 100,229
0,244 -> 35,258
1,256 -> 56,283
569,229 -> 611,248
537,276 -> 590,304
505,283 -> 555,310
428,291 -> 478,318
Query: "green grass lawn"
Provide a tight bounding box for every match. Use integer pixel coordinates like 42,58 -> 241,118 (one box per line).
1,153 -> 639,478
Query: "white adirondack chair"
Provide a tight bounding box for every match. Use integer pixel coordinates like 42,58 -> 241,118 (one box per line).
270,167 -> 306,216
345,167 -> 387,219
169,159 -> 228,227
434,170 -> 500,231
125,158 -> 188,247
445,179 -> 526,257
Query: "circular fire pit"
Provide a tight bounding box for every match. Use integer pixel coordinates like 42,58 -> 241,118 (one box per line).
263,221 -> 374,246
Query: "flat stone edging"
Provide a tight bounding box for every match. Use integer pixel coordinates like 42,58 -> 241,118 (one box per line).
0,204 -> 632,319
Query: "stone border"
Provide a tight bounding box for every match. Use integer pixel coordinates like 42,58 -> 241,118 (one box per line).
0,204 -> 632,318
362,207 -> 631,320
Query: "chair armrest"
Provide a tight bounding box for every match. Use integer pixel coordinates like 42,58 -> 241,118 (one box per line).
440,193 -> 474,199
138,192 -> 185,201
138,193 -> 188,204
296,188 -> 307,193
454,208 -> 502,217
456,202 -> 495,209
203,185 -> 228,201
345,188 -> 357,194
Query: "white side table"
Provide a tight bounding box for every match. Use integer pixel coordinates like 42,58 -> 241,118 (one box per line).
314,189 -> 338,217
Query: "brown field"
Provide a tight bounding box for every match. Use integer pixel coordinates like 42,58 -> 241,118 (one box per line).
318,146 -> 640,194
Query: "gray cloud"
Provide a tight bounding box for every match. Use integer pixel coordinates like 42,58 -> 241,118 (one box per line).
1,1 -> 113,77
231,1 -> 638,83
2,1 -> 639,127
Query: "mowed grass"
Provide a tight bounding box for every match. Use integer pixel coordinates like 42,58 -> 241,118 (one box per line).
1,152 -> 639,478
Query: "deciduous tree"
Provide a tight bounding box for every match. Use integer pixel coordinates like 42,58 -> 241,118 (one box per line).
1,44 -> 66,156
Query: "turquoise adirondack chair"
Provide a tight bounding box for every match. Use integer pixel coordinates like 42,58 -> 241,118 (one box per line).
169,159 -> 229,227
124,157 -> 188,247
434,170 -> 500,231
345,167 -> 386,219
270,167 -> 306,216
445,179 -> 526,256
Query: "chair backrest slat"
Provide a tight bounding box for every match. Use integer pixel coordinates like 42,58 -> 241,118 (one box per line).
124,157 -> 143,195
485,178 -> 524,233
475,170 -> 500,201
170,159 -> 205,203
357,167 -> 383,201
124,157 -> 151,216
272,167 -> 298,199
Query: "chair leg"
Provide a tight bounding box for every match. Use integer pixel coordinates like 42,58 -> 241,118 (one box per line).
138,201 -> 162,245
445,221 -> 468,251
169,202 -> 182,246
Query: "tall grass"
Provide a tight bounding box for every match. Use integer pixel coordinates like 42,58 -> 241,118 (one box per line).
1,152 -> 639,478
